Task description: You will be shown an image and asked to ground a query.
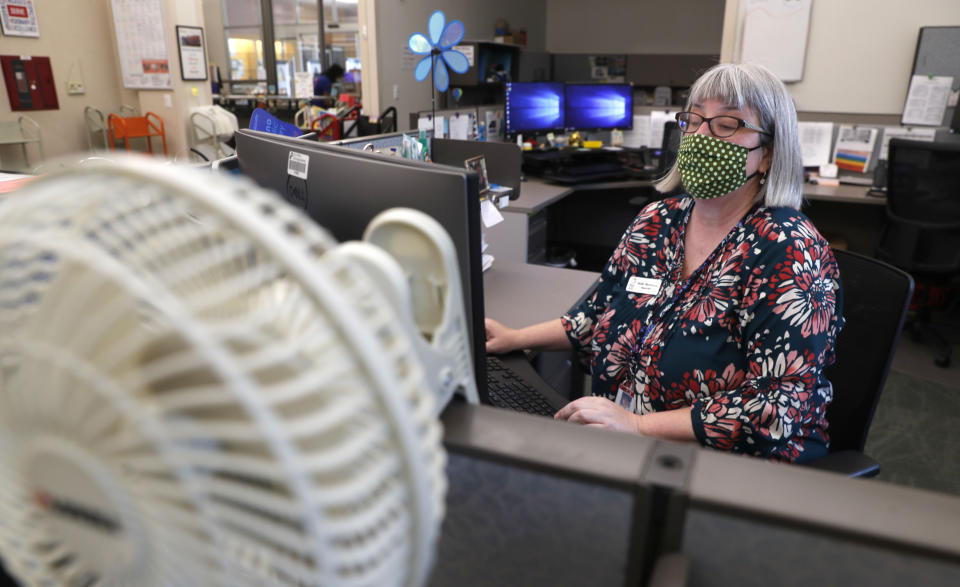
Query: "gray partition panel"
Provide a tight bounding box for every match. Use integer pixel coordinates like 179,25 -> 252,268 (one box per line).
429,453 -> 640,587
552,54 -> 718,86
909,26 -> 960,127
431,138 -> 523,196
676,449 -> 960,586
683,509 -> 960,587
437,403 -> 675,586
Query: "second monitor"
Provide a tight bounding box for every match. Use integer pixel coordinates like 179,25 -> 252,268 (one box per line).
564,83 -> 633,131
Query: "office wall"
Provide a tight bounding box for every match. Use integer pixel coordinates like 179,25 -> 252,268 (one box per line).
725,0 -> 960,114
0,0 -> 136,168
375,0 -> 547,126
132,0 -> 213,157
202,0 -> 228,88
545,0 -> 723,54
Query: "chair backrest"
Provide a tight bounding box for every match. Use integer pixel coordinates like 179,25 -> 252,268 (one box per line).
823,249 -> 913,453
877,139 -> 960,274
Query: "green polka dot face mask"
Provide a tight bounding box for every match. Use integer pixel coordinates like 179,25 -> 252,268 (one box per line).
676,133 -> 764,200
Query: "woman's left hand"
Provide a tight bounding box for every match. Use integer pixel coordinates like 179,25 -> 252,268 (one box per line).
555,396 -> 642,434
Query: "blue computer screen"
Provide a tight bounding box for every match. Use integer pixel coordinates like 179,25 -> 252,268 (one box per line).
564,84 -> 633,130
505,82 -> 565,134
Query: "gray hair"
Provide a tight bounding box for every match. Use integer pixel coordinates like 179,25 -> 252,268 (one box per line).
654,62 -> 804,209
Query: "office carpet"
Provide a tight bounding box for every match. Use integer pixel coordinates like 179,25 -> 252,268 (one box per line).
865,369 -> 960,496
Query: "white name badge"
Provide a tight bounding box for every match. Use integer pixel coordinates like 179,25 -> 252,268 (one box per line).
626,275 -> 662,296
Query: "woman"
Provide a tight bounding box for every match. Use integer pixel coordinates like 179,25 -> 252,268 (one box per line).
485,63 -> 843,463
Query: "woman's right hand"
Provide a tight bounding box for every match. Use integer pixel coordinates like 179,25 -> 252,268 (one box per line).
484,318 -> 518,354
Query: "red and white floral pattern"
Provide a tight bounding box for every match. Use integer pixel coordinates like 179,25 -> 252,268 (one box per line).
561,196 -> 843,463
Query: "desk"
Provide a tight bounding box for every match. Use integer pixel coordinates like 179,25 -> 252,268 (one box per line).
802,183 -> 886,255
483,260 -> 600,397
483,260 -> 599,327
487,178 -> 888,268
804,183 -> 885,206
486,178 -> 654,267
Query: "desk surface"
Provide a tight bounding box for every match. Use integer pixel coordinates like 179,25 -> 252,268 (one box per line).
511,179 -> 652,214
511,178 -> 884,214
483,260 -> 599,327
804,182 -> 885,206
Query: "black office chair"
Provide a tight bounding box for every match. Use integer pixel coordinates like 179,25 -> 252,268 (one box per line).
808,249 -> 913,477
875,138 -> 960,368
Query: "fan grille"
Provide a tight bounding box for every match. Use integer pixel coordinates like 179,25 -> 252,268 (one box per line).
0,158 -> 445,586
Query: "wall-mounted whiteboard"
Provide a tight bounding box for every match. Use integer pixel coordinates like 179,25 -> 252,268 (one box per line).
111,0 -> 172,90
740,0 -> 812,82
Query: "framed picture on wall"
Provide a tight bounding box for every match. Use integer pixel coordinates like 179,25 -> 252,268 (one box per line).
0,0 -> 40,37
176,25 -> 208,81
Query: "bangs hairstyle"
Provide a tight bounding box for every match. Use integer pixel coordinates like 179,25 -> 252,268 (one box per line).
655,62 -> 804,209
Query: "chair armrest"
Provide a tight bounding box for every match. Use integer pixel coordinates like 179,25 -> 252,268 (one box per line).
806,450 -> 880,478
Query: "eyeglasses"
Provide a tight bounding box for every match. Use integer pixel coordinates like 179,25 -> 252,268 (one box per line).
675,111 -> 772,138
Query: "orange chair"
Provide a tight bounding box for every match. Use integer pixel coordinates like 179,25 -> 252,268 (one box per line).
311,113 -> 341,141
107,112 -> 168,156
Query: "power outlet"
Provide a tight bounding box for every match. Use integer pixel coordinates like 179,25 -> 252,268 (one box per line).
67,81 -> 85,95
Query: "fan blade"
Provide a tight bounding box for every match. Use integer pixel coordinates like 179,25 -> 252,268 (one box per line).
428,10 -> 445,46
434,59 -> 449,93
408,33 -> 431,55
439,20 -> 464,49
441,50 -> 470,74
415,57 -> 432,82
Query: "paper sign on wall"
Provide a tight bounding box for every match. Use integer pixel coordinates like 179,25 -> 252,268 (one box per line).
797,121 -> 834,168
111,0 -> 172,89
0,0 -> 39,37
740,0 -> 812,82
901,75 -> 953,126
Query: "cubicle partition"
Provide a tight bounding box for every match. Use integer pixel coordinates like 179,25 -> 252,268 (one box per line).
437,402 -> 960,587
431,138 -> 523,199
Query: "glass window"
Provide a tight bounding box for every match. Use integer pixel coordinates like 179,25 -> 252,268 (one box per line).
271,0 -> 321,96
224,0 -> 261,27
219,0 -> 360,96
272,0 -> 296,25
226,27 -> 265,82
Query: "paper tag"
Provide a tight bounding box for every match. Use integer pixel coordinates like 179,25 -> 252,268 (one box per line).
287,152 -> 309,179
480,199 -> 503,227
626,276 -> 661,295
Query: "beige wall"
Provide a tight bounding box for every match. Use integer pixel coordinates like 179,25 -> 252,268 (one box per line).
375,0 -> 548,126
724,0 -> 960,114
545,0 -> 723,54
0,0 -> 211,171
134,0 -> 213,156
0,0 -> 136,169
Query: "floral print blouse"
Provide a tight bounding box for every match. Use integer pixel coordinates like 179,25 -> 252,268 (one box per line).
561,195 -> 844,463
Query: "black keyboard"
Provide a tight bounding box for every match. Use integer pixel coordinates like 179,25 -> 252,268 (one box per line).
485,355 -> 559,417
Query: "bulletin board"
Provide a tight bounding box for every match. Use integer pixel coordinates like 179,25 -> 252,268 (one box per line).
110,0 -> 172,90
903,26 -> 960,128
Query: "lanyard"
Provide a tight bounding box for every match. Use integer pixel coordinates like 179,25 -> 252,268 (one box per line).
631,203 -> 756,355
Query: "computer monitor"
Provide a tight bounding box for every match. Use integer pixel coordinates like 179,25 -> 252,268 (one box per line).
563,83 -> 633,131
504,82 -> 566,135
234,129 -> 488,396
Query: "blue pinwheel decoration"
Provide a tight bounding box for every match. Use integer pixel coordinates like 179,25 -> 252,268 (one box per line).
408,10 -> 470,118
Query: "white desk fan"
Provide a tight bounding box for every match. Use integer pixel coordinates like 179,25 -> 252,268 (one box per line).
0,157 -> 455,586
